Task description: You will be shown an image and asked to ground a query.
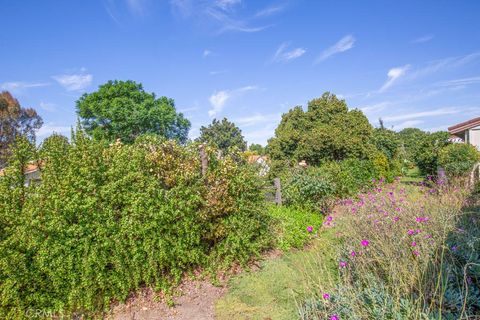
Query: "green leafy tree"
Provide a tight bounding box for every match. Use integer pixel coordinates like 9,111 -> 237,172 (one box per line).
76,80 -> 190,144
197,118 -> 247,154
398,128 -> 428,162
0,91 -> 43,168
268,92 -> 374,166
249,143 -> 266,155
371,128 -> 400,161
415,131 -> 450,177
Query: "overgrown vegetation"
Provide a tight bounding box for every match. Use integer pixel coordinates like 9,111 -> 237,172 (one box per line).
0,132 -> 270,318
298,180 -> 480,319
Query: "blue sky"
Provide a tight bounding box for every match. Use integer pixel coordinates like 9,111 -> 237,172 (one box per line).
1,0 -> 480,145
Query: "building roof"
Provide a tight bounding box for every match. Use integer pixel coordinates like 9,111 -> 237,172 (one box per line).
448,116 -> 480,134
0,161 -> 42,176
247,155 -> 269,164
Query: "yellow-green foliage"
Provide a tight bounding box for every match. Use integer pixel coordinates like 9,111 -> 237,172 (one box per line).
0,133 -> 270,318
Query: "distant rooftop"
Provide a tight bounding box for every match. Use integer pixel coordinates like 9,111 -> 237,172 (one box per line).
448,117 -> 480,134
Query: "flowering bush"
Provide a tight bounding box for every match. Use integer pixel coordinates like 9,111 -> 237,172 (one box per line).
299,179 -> 480,319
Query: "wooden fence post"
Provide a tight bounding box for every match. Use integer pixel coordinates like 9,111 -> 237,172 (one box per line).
274,177 -> 282,206
199,144 -> 208,177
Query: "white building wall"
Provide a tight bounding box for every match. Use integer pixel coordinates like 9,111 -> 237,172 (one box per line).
469,126 -> 480,150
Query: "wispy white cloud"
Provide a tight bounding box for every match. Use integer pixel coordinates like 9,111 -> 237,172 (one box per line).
315,34 -> 355,63
272,42 -> 306,63
380,65 -> 410,92
243,123 -> 277,145
0,81 -> 50,94
125,0 -> 149,15
39,102 -> 57,112
411,52 -> 480,79
203,49 -> 212,58
37,123 -> 72,139
208,91 -> 230,117
434,76 -> 480,88
208,85 -> 258,117
360,101 -> 391,114
170,0 -> 270,34
254,5 -> 284,18
412,34 -> 434,44
235,113 -> 281,127
52,72 -> 92,92
209,70 -> 228,76
393,120 -> 425,130
383,107 -> 460,122
215,0 -> 241,11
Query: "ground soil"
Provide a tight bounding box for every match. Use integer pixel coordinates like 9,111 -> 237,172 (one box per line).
110,281 -> 227,320
109,249 -> 283,320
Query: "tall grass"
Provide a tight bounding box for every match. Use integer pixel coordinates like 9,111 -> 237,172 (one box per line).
299,179 -> 480,319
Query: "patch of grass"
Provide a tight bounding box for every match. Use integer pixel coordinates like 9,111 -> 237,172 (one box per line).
267,205 -> 324,251
401,166 -> 423,183
215,228 -> 339,320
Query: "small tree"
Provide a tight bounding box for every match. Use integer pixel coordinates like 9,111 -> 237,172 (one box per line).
76,80 -> 190,144
415,131 -> 450,177
0,91 -> 43,168
197,118 -> 247,154
267,92 -> 374,166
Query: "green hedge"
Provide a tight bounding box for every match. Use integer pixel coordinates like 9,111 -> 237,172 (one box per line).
438,143 -> 479,177
281,159 -> 379,212
0,134 -> 271,318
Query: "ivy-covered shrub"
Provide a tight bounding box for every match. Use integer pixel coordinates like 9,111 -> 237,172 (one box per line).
438,143 -> 479,177
282,167 -> 336,213
0,132 -> 270,318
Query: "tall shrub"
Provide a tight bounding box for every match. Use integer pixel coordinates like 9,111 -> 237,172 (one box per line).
438,143 -> 479,177
0,132 -> 270,318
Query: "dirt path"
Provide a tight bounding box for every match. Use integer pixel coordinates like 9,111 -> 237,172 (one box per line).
111,281 -> 227,320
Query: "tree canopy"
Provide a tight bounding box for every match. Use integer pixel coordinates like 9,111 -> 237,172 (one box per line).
267,92 -> 374,166
0,91 -> 43,168
196,118 -> 247,154
76,80 -> 190,144
249,143 -> 266,155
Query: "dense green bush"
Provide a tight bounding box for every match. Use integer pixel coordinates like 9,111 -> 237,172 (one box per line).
0,133 -> 270,318
438,143 -> 479,177
267,205 -> 323,251
414,131 -> 450,177
282,167 -> 336,213
281,159 -> 378,212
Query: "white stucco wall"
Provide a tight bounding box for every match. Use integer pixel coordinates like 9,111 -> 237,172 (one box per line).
469,126 -> 480,150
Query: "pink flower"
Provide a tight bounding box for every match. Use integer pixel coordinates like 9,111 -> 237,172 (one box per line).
326,215 -> 333,222
323,293 -> 330,300
407,229 -> 415,235
307,226 -> 313,233
411,241 -> 417,247
361,239 -> 370,247
330,314 -> 339,320
413,250 -> 420,256
339,261 -> 347,268
350,250 -> 356,257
